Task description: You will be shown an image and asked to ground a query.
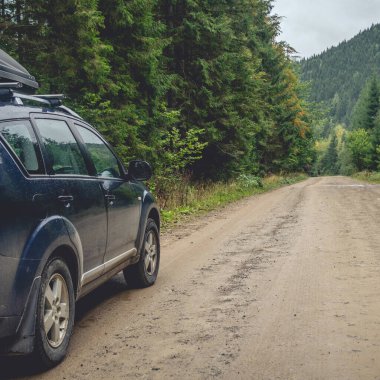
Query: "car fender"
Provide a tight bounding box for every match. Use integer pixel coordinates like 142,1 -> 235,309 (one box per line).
7,216 -> 82,354
14,216 -> 75,304
20,216 -> 81,278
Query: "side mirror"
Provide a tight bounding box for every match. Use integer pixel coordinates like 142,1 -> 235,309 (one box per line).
127,160 -> 152,181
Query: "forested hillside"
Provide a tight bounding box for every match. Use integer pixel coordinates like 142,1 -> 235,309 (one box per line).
0,1 -> 313,202
314,76 -> 380,176
304,24 -> 380,176
300,24 -> 380,128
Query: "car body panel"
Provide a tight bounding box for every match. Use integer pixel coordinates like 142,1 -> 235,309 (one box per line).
102,178 -> 141,262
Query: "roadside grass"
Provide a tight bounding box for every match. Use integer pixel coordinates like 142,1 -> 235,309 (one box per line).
352,171 -> 380,184
158,173 -> 308,227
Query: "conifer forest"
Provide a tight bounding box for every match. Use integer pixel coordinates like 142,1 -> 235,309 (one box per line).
0,0 -> 314,204
2,1 -> 380,205
300,24 -> 380,176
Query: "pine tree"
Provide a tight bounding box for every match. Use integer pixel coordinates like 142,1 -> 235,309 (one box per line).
362,77 -> 380,131
321,133 -> 338,174
347,129 -> 373,171
371,111 -> 380,169
86,0 -> 170,164
159,0 -> 265,179
348,76 -> 380,170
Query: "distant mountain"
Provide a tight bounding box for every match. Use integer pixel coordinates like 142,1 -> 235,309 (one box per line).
300,24 -> 380,126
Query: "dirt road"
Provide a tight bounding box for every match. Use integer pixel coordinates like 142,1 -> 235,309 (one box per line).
3,176 -> 380,379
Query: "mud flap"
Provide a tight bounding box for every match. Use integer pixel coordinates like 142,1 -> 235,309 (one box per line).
6,276 -> 41,354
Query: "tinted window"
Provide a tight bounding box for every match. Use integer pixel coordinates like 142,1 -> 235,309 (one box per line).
76,125 -> 121,178
35,119 -> 88,175
0,120 -> 43,174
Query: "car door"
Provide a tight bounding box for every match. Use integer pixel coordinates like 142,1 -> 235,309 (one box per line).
32,115 -> 108,273
74,123 -> 141,264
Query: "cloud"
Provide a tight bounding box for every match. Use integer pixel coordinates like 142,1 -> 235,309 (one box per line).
272,0 -> 380,57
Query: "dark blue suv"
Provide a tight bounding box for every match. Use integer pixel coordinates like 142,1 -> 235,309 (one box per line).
0,88 -> 160,367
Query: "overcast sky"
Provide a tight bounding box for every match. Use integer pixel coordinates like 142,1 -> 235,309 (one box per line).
272,0 -> 380,58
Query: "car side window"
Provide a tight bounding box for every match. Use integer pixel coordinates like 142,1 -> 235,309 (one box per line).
76,125 -> 121,179
0,120 -> 43,174
35,119 -> 88,175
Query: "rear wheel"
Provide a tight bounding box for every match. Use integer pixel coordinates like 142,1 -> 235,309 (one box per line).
34,258 -> 75,368
123,218 -> 160,288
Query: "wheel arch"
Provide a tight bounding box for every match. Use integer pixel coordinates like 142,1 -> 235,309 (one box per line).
8,217 -> 82,355
29,216 -> 83,297
148,207 -> 160,232
135,191 -> 160,259
47,245 -> 80,298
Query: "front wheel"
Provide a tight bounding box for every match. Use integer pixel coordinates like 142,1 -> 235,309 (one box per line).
123,218 -> 160,288
34,258 -> 75,369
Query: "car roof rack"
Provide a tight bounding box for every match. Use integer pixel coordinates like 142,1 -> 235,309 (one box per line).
0,82 -> 83,119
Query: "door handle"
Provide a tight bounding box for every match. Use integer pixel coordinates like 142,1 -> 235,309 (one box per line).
58,195 -> 74,208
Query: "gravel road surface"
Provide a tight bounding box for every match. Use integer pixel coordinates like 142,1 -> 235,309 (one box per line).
2,176 -> 380,379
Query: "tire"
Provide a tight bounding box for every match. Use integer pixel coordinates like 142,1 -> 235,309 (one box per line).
124,218 -> 160,288
34,258 -> 75,369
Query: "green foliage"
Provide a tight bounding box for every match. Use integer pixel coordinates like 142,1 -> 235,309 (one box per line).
351,77 -> 380,131
157,127 -> 207,174
301,26 -> 380,176
372,117 -> 380,170
321,133 -> 339,174
160,174 -> 308,226
153,126 -> 208,208
313,74 -> 380,175
337,140 -> 356,176
353,171 -> 380,184
347,129 -> 373,171
0,0 -> 314,202
237,174 -> 263,189
300,24 -> 380,128
346,77 -> 380,173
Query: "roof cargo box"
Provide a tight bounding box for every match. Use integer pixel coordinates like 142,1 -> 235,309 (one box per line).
0,49 -> 38,93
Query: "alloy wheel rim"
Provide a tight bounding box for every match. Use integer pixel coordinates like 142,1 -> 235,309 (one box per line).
144,231 -> 157,276
43,273 -> 70,348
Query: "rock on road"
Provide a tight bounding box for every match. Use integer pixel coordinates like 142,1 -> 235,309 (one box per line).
3,176 -> 380,380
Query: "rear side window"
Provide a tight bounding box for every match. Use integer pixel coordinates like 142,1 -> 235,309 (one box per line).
0,120 -> 43,174
76,125 -> 121,178
35,119 -> 88,175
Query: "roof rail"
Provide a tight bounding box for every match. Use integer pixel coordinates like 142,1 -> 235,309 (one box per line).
0,82 -> 23,89
57,105 -> 83,119
0,82 -> 83,119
